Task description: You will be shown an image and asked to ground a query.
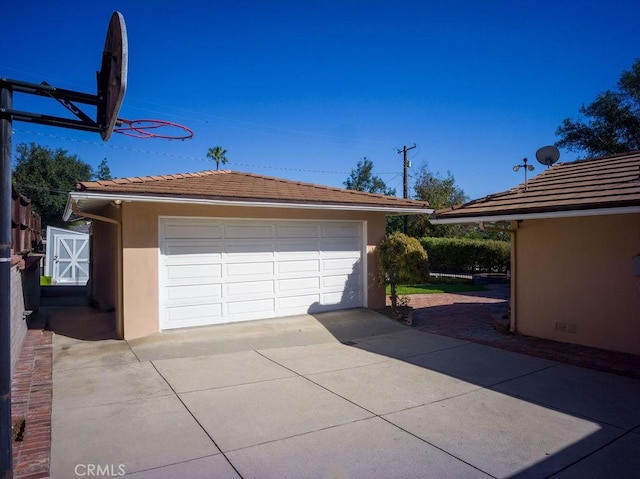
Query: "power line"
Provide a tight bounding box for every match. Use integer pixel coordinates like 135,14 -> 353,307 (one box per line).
124,99 -> 389,145
0,64 -> 389,146
13,128 -> 402,177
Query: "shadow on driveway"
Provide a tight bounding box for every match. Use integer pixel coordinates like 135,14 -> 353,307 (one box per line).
403,285 -> 640,380
43,293 -> 640,479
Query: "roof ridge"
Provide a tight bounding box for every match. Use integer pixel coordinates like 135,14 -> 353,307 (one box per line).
229,170 -> 427,204
571,150 -> 640,162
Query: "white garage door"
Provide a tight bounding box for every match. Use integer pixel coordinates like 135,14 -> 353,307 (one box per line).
159,217 -> 364,330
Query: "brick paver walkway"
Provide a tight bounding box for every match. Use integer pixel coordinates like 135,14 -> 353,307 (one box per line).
11,329 -> 53,479
406,285 -> 640,380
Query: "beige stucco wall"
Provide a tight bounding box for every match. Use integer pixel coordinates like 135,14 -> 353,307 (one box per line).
514,213 -> 640,355
90,210 -> 119,312
117,202 -> 388,339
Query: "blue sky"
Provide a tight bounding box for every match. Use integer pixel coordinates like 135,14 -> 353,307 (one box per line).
3,1 -> 639,200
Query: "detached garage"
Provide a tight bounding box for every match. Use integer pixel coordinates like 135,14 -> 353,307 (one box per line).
64,170 -> 431,340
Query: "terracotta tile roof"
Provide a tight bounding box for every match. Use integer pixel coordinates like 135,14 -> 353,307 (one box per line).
434,151 -> 640,221
75,170 -> 431,211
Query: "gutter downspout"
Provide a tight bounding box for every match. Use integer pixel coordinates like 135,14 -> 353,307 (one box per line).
479,221 -> 519,332
71,203 -> 124,340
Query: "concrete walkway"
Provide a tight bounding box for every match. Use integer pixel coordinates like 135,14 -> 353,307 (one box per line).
49,309 -> 640,478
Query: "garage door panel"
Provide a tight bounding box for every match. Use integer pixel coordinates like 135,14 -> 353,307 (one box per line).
322,273 -> 361,289
322,257 -> 360,272
278,276 -> 320,293
225,255 -> 275,266
277,240 -> 320,254
164,223 -> 223,240
321,224 -> 360,238
277,259 -> 320,274
166,302 -> 223,324
276,224 -> 319,238
166,263 -> 222,281
226,261 -> 274,278
321,249 -> 361,258
226,280 -> 274,297
321,237 -> 361,251
166,283 -> 222,301
276,250 -> 320,261
279,294 -> 322,312
160,218 -> 363,330
164,243 -> 224,260
226,224 -> 273,239
227,298 -> 275,316
164,257 -> 222,269
323,290 -> 361,307
226,241 -> 276,258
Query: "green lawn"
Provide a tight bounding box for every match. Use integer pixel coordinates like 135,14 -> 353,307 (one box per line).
386,283 -> 486,295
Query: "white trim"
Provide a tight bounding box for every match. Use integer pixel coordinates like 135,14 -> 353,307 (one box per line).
430,205 -> 640,224
65,191 -> 433,220
361,220 -> 368,309
157,219 -> 165,331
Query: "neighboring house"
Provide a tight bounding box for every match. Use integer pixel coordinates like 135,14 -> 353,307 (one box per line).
431,151 -> 640,356
63,170 -> 432,340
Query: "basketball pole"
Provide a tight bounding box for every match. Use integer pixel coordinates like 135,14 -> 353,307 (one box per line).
0,14 -> 127,474
0,85 -> 14,478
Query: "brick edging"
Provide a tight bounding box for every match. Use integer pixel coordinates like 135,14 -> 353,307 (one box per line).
11,329 -> 53,479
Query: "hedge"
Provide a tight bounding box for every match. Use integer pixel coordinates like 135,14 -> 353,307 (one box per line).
419,237 -> 510,273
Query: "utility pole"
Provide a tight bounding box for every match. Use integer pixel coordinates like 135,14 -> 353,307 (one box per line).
397,144 -> 416,234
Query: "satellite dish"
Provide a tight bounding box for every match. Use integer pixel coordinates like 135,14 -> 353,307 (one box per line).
536,145 -> 560,167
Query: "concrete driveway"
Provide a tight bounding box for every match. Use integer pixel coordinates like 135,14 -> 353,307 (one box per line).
51,309 -> 640,478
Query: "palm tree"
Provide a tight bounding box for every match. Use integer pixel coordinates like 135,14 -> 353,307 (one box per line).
206,146 -> 229,170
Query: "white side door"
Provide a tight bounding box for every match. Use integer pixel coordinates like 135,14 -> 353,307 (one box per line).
53,235 -> 90,285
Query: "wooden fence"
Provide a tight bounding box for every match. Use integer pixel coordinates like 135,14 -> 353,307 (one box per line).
11,186 -> 42,255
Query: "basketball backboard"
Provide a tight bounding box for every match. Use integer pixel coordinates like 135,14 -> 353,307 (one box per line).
2,11 -> 189,141
97,11 -> 128,141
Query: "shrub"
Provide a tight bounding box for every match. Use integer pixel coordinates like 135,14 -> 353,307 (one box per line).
419,237 -> 510,273
377,233 -> 429,311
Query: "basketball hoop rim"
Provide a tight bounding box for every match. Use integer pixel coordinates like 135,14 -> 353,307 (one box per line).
114,118 -> 194,140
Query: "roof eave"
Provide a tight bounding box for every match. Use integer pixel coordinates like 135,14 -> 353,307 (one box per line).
64,192 -> 433,220
430,205 -> 640,224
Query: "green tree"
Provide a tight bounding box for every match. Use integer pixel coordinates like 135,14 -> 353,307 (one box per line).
555,58 -> 640,156
96,158 -> 112,180
12,143 -> 93,228
377,232 -> 428,313
344,157 -> 396,195
206,146 -> 229,170
409,163 -> 468,238
344,157 -> 401,233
